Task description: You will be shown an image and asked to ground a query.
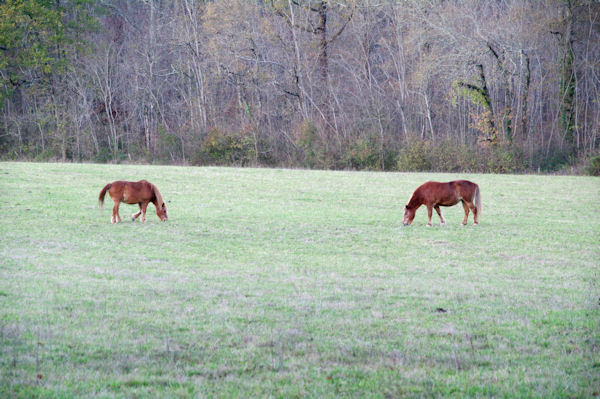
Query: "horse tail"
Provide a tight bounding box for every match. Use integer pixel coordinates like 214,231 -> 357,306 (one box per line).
474,184 -> 482,215
98,183 -> 111,211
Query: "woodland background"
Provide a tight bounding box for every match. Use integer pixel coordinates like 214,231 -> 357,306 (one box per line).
1,0 -> 599,173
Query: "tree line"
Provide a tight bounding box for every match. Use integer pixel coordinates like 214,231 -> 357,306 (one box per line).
1,0 -> 599,173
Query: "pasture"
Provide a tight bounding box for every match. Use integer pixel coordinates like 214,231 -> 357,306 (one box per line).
0,162 -> 598,398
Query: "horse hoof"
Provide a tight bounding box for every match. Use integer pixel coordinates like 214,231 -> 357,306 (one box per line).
426,224 -> 432,228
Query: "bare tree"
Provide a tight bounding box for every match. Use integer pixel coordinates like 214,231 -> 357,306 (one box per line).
1,0 -> 598,171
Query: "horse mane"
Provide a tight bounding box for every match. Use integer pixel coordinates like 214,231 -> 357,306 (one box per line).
151,182 -> 164,206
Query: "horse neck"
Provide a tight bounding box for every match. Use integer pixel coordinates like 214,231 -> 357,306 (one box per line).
407,192 -> 423,209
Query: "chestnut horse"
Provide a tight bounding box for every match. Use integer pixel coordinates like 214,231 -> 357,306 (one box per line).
403,180 -> 481,227
98,180 -> 168,223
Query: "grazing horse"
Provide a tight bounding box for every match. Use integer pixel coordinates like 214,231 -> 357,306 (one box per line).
403,180 -> 481,227
98,180 -> 168,223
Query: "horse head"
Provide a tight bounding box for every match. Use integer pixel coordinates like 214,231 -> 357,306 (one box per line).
157,202 -> 168,221
403,205 -> 416,226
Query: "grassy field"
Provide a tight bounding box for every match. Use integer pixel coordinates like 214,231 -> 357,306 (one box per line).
0,162 -> 598,398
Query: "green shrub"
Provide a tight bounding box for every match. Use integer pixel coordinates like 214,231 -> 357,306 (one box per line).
158,126 -> 180,160
430,139 -> 477,172
534,146 -> 574,172
586,153 -> 600,176
396,139 -> 432,171
197,128 -> 256,166
93,147 -> 113,163
396,138 -> 527,173
345,134 -> 382,170
296,121 -> 326,169
483,144 -> 527,173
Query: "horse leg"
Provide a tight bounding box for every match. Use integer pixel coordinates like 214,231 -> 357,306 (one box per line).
112,199 -> 122,223
132,203 -> 142,221
426,205 -> 433,227
140,202 -> 148,222
469,201 -> 479,225
434,205 -> 446,226
461,201 -> 470,225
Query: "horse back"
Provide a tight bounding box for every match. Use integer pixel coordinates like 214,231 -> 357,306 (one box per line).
421,181 -> 458,205
417,180 -> 476,205
109,180 -> 155,204
451,180 -> 478,202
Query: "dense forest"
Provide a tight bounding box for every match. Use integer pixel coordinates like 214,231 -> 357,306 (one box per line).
1,0 -> 599,173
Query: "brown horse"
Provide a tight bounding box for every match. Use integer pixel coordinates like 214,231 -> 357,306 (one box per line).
98,180 -> 168,223
403,180 -> 481,227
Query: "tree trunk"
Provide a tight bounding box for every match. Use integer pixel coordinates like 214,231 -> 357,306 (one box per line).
457,63 -> 496,144
316,1 -> 332,134
559,1 -> 576,146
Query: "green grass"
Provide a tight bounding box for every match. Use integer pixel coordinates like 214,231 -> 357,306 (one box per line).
0,162 -> 599,398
